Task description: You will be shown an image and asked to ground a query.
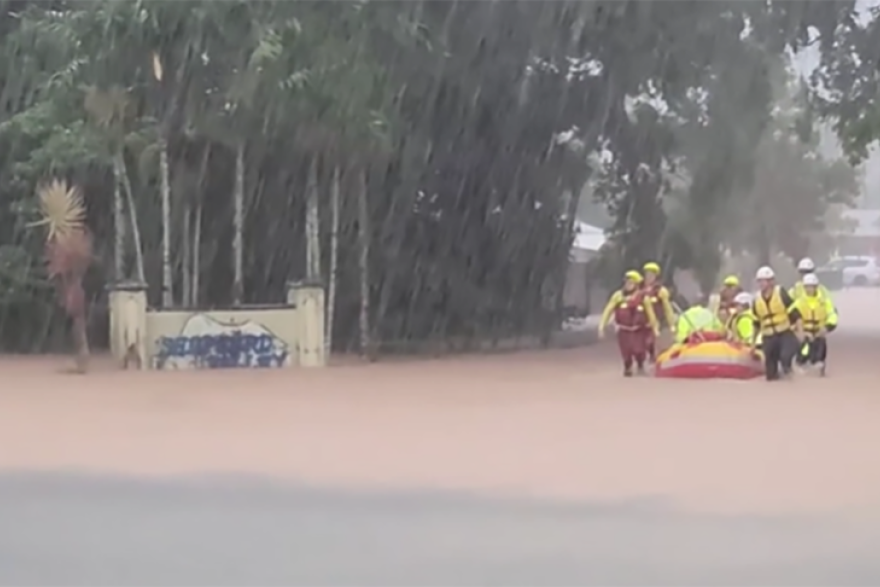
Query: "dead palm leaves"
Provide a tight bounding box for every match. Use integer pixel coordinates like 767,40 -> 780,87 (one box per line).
33,179 -> 87,242
31,179 -> 92,279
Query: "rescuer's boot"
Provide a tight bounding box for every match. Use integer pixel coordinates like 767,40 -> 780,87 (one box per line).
818,361 -> 826,377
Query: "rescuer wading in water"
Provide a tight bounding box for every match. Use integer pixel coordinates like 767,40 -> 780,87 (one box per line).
598,270 -> 660,377
789,272 -> 838,376
751,266 -> 802,381
790,257 -> 833,301
641,261 -> 676,362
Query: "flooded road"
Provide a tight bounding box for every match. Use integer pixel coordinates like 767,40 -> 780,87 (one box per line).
1,288 -> 879,585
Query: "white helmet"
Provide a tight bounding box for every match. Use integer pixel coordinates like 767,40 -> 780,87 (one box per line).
802,273 -> 820,286
734,292 -> 753,306
797,257 -> 815,272
756,266 -> 775,280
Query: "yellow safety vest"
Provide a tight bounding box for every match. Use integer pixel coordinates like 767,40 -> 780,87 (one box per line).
790,294 -> 837,333
753,286 -> 792,336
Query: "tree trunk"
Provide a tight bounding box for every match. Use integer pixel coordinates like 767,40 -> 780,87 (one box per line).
69,280 -> 89,374
159,137 -> 173,307
192,200 -> 202,307
356,167 -> 373,359
115,153 -> 145,284
233,141 -> 245,305
191,144 -> 210,307
326,164 -> 341,356
72,313 -> 89,374
182,202 -> 191,306
112,166 -> 126,281
305,157 -> 321,282
547,186 -> 581,341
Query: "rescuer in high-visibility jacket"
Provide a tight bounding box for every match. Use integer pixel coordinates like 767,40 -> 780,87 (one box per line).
599,270 -> 660,377
790,257 -> 832,300
788,272 -> 838,377
710,275 -> 743,323
751,265 -> 802,381
674,306 -> 726,344
641,261 -> 677,361
726,291 -> 760,348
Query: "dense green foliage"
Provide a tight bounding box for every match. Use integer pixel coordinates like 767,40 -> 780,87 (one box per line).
0,0 -> 866,353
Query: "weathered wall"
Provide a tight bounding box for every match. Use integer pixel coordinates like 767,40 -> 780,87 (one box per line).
148,308 -> 297,370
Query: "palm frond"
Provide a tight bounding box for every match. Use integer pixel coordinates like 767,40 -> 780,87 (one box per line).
34,179 -> 86,242
82,84 -> 134,131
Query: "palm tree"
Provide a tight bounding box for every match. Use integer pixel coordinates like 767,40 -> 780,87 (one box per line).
32,180 -> 93,373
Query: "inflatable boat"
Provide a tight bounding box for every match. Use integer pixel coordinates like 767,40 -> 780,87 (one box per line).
655,332 -> 764,379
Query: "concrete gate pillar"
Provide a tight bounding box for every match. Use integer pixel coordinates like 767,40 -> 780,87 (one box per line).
287,280 -> 326,367
107,281 -> 148,370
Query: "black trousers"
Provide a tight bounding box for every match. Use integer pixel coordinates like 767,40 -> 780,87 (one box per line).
796,336 -> 828,365
795,324 -> 835,365
762,330 -> 799,381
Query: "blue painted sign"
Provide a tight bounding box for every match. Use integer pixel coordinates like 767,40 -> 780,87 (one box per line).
153,314 -> 290,370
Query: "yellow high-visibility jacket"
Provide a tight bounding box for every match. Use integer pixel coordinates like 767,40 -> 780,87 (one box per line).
674,306 -> 725,343
643,284 -> 677,329
726,310 -> 760,345
788,293 -> 838,334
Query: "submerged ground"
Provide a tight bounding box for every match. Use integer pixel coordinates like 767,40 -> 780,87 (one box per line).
1,288 -> 880,585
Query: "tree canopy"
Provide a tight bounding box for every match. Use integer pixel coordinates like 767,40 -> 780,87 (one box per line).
0,0 -> 865,353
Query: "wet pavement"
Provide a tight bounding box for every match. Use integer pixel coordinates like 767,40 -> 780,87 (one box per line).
2,472 -> 879,586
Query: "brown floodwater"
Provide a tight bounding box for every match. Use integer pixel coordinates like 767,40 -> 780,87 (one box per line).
2,288 -> 879,517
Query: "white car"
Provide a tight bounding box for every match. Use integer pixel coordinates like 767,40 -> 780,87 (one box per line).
817,255 -> 880,287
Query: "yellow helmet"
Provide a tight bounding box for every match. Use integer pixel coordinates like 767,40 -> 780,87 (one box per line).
643,261 -> 661,274
624,270 -> 643,283
723,275 -> 740,287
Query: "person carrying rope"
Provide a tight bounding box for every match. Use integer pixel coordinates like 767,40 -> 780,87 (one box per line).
790,257 -> 832,300
789,272 -> 838,376
641,261 -> 677,361
709,275 -> 743,322
598,270 -> 660,377
751,266 -> 802,381
726,291 -> 759,347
